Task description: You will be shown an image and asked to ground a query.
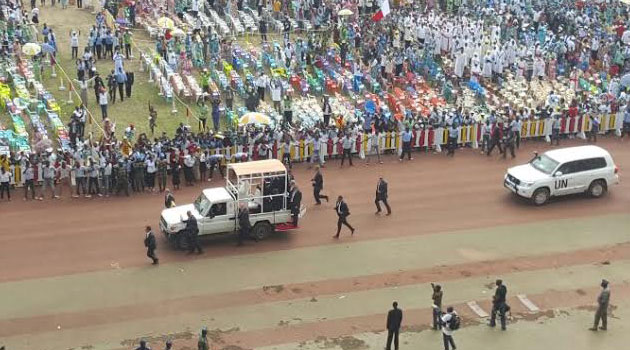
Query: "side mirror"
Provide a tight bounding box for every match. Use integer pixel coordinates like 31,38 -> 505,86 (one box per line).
554,171 -> 563,177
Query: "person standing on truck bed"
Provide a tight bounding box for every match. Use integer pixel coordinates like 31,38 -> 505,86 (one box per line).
182,211 -> 202,254
289,181 -> 302,227
237,202 -> 253,246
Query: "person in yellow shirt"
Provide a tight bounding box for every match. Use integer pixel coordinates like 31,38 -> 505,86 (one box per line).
273,0 -> 281,18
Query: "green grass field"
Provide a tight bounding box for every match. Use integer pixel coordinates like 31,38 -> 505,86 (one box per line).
34,6 -> 194,138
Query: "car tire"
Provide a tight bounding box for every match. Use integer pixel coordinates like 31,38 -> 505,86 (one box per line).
252,221 -> 273,240
531,188 -> 550,206
588,180 -> 607,198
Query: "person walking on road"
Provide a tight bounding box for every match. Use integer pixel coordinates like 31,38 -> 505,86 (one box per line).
311,166 -> 329,205
486,123 -> 504,156
431,283 -> 443,330
289,181 -> 302,227
198,327 -> 209,350
334,195 -> 355,238
385,301 -> 403,350
441,306 -> 459,350
489,279 -> 508,330
237,202 -> 252,246
144,225 -> 158,265
182,211 -> 202,254
590,279 -> 610,331
375,177 -> 391,215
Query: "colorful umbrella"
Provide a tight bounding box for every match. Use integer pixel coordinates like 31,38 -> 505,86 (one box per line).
22,43 -> 41,56
239,112 -> 271,126
157,17 -> 175,30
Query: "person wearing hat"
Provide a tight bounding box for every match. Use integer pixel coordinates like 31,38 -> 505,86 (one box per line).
590,279 -> 610,331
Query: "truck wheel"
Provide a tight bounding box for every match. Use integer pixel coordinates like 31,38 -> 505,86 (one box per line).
588,180 -> 607,198
252,222 -> 273,241
531,188 -> 550,206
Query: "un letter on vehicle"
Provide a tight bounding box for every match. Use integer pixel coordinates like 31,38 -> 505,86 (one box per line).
555,179 -> 568,189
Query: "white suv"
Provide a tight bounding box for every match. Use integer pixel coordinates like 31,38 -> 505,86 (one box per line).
504,145 -> 620,205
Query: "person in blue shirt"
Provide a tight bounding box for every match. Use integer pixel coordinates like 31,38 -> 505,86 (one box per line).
115,67 -> 126,102
399,127 -> 413,161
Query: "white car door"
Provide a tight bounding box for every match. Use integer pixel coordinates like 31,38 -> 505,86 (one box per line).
200,202 -> 236,234
552,161 -> 580,196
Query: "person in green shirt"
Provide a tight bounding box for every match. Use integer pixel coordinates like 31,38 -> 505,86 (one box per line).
123,30 -> 132,59
200,69 -> 210,94
198,100 -> 209,132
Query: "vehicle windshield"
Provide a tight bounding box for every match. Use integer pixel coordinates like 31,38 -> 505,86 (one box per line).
529,154 -> 559,175
194,193 -> 212,215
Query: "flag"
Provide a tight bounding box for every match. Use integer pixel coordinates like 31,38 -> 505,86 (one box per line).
371,0 -> 391,22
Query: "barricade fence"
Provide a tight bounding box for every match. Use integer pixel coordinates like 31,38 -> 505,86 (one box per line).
6,113 -> 625,187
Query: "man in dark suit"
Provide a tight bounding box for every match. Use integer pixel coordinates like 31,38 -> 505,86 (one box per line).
289,182 -> 302,227
237,202 -> 252,246
144,226 -> 158,264
311,166 -> 329,205
386,301 -> 403,350
375,177 -> 391,215
334,195 -> 355,238
182,211 -> 202,254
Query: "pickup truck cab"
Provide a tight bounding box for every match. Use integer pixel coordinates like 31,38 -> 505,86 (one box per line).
504,145 -> 619,205
160,159 -> 298,245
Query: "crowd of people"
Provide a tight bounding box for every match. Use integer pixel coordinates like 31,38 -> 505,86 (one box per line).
2,0 -> 630,204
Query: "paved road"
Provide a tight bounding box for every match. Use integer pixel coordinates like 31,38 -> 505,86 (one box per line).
1,138 -> 629,350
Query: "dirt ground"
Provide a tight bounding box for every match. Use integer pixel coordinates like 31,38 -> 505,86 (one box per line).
1,138 -> 628,282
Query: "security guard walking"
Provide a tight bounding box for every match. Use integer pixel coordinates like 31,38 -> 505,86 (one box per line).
182,211 -> 202,254
289,182 -> 302,227
143,225 -> 158,265
311,166 -> 329,205
375,177 -> 391,215
333,195 -> 355,238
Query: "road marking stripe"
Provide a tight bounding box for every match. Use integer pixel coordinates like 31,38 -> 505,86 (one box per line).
466,301 -> 489,317
517,294 -> 540,312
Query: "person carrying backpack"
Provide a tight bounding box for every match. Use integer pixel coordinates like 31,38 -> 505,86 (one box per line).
440,306 -> 460,350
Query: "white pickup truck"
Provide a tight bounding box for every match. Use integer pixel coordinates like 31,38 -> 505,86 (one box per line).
159,159 -> 299,245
